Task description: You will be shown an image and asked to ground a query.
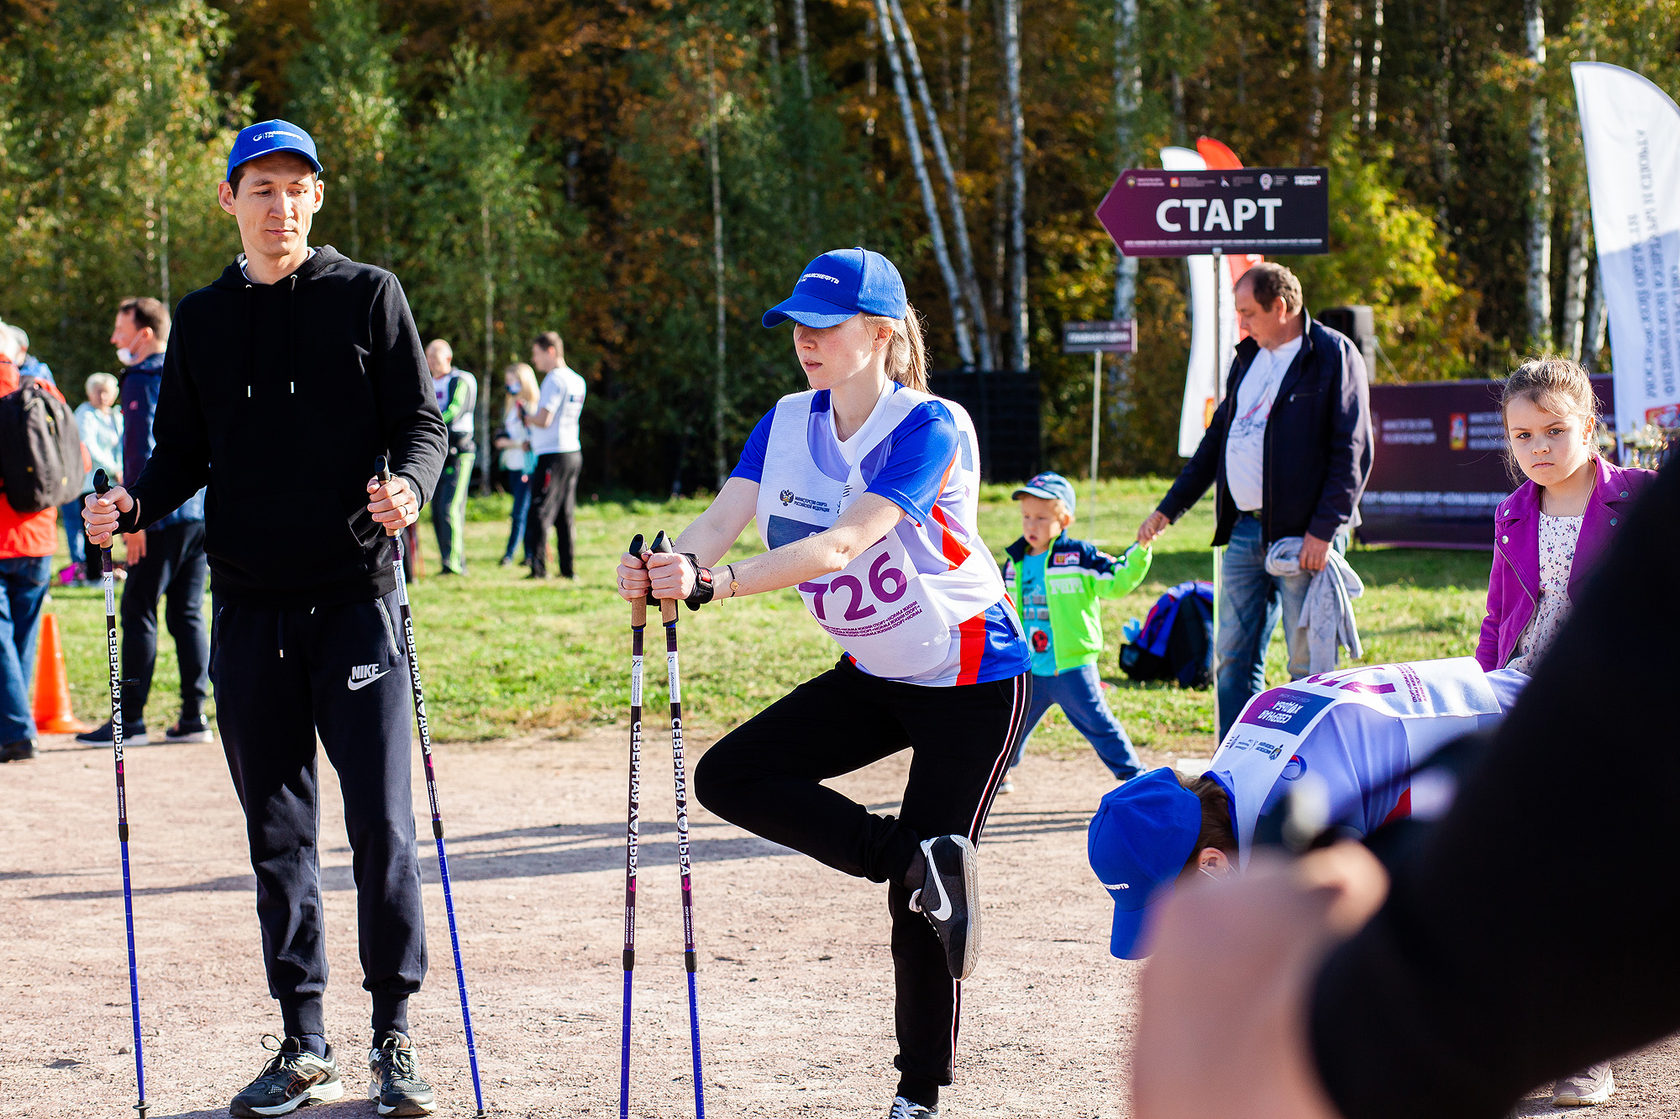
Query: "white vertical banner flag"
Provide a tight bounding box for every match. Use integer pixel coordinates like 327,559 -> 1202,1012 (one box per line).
1573,62 -> 1680,436
1162,146 -> 1237,456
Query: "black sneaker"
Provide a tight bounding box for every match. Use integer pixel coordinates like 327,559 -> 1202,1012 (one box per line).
164,718 -> 213,743
0,739 -> 37,762
887,1097 -> 940,1118
75,719 -> 149,746
230,1035 -> 343,1117
908,834 -> 980,980
368,1031 -> 435,1117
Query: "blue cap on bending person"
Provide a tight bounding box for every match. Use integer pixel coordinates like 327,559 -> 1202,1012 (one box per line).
1012,471 -> 1078,517
762,247 -> 908,329
226,119 -> 323,181
1087,767 -> 1204,959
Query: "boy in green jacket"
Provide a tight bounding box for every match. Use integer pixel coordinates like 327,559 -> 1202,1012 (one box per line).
1001,473 -> 1150,791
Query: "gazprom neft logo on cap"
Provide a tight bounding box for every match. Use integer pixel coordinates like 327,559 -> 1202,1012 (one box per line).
801,272 -> 842,285
256,129 -> 303,143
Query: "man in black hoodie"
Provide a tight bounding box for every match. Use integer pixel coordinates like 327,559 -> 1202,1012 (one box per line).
84,119 -> 449,1119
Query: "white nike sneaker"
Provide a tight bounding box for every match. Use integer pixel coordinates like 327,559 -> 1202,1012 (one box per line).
908,834 -> 979,980
886,1096 -> 939,1118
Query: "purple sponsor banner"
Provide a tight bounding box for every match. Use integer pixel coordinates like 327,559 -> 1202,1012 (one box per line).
1358,377 -> 1614,549
1097,167 -> 1330,256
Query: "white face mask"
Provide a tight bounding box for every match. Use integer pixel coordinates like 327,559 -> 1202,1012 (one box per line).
115,347 -> 136,367
1197,865 -> 1225,883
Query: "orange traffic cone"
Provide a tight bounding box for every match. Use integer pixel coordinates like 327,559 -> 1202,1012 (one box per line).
32,608 -> 91,734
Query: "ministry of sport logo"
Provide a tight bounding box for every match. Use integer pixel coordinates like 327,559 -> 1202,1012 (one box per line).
347,663 -> 391,691
780,489 -> 795,505
780,489 -> 833,514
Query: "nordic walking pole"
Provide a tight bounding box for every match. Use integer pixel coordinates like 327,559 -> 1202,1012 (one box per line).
94,471 -> 148,1119
374,457 -> 487,1118
647,531 -> 706,1119
620,533 -> 647,1119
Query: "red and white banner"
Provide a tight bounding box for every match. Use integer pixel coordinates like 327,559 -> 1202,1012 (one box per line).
1572,62 -> 1680,437
1163,139 -> 1264,457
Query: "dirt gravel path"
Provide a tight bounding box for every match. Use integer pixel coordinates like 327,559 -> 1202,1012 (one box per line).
3,728 -> 1675,1118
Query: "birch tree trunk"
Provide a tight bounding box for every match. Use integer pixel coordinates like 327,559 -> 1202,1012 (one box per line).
1305,0 -> 1328,156
1366,0 -> 1383,134
888,0 -> 993,369
1112,0 -> 1139,328
764,0 -> 782,100
791,0 -> 812,103
1524,0 -> 1552,347
480,196 -> 495,492
1111,0 -> 1141,421
1432,0 -> 1455,227
875,0 -> 976,366
159,153 -> 171,307
1350,2 -> 1363,126
707,41 -> 729,488
1561,200 -> 1589,361
1583,265 -> 1607,372
1002,0 -> 1029,371
958,0 -> 972,158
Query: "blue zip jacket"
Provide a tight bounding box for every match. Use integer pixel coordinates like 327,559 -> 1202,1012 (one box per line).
122,352 -> 204,527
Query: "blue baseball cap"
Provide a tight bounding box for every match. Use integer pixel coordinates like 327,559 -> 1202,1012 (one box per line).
227,119 -> 323,181
1087,767 -> 1204,959
762,247 -> 908,329
1012,471 -> 1078,516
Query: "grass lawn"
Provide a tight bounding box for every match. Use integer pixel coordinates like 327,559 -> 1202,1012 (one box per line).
40,477 -> 1495,759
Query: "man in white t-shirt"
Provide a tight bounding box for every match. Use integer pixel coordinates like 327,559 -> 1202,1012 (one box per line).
1137,263 -> 1372,740
522,330 -> 587,578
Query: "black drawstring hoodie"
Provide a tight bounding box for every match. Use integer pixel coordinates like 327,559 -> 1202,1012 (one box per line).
120,245 -> 448,606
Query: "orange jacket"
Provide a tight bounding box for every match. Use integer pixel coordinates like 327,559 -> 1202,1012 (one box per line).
0,355 -> 60,559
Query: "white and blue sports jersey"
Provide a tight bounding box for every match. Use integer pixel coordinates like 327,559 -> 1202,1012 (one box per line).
733,383 -> 1029,686
1205,659 -> 1528,866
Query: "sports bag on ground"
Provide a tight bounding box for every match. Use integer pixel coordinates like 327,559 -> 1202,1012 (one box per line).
1118,579 -> 1214,688
0,379 -> 85,513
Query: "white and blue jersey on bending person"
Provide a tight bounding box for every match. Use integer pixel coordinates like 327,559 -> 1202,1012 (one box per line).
1086,657 -> 1528,959
732,382 -> 1027,686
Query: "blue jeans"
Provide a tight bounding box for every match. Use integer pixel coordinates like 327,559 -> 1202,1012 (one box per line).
503,468 -> 532,561
61,496 -> 87,567
0,555 -> 52,743
1215,514 -> 1323,741
1010,663 -> 1142,780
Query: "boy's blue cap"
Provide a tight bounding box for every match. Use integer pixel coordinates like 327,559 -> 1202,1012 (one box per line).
1013,471 -> 1078,516
227,119 -> 323,181
762,248 -> 908,328
1087,767 -> 1203,959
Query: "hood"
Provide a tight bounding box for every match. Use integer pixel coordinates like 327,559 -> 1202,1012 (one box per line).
210,244 -> 351,292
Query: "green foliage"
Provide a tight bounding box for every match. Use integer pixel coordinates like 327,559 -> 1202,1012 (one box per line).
1,0 -> 1668,473
0,0 -> 245,399
1291,136 -> 1483,380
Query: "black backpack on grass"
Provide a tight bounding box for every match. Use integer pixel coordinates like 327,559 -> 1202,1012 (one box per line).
1118,579 -> 1215,688
0,379 -> 84,513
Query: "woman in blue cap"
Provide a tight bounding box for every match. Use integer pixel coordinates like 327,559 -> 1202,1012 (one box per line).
1087,658 -> 1527,959
617,247 -> 1030,1119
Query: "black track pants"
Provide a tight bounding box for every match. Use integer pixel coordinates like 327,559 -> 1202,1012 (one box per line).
693,658 -> 1030,1093
525,450 -> 581,577
211,589 -> 427,1038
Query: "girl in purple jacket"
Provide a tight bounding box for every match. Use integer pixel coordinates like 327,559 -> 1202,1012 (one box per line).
1477,357 -> 1655,1106
1478,358 -> 1657,678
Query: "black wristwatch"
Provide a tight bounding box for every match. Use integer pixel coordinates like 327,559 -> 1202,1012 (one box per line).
683,552 -> 715,611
